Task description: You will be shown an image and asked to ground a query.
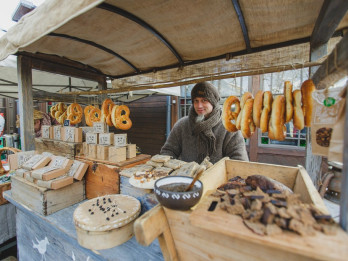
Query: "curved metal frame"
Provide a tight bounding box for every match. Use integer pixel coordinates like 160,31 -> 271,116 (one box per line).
231,0 -> 251,52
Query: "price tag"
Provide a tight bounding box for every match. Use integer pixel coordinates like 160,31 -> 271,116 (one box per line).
64,120 -> 71,126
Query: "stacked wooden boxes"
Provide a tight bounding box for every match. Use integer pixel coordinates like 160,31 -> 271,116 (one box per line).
83,122 -> 136,162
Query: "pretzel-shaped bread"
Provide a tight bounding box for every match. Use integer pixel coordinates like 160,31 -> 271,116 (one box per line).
222,96 -> 240,132
260,91 -> 273,133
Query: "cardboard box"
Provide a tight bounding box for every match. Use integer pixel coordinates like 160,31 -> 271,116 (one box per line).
86,133 -> 98,145
126,144 -> 136,159
88,144 -> 97,159
109,146 -> 126,162
53,126 -> 63,140
97,145 -> 109,160
42,125 -> 53,139
22,154 -> 51,171
93,122 -> 108,133
62,127 -> 83,143
66,160 -> 89,181
36,176 -> 73,190
114,134 -> 127,147
99,133 -> 114,146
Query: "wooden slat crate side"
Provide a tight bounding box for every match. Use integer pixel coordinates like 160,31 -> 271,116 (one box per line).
84,161 -> 120,199
165,209 -> 315,261
46,181 -> 85,215
11,176 -> 46,215
225,159 -> 299,189
0,182 -> 11,205
35,138 -> 83,159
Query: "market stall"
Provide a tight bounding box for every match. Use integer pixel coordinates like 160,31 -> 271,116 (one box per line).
0,0 -> 348,260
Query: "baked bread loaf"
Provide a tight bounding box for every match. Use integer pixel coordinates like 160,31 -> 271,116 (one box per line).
241,98 -> 255,139
301,79 -> 315,127
236,92 -> 253,130
260,91 -> 273,133
284,81 -> 293,123
292,90 -> 305,130
268,95 -> 286,141
253,90 -> 264,128
222,96 -> 241,132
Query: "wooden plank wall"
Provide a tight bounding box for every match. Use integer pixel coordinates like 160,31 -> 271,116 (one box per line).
114,96 -> 168,156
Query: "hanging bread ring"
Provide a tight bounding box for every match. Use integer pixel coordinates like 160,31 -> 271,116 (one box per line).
106,114 -> 114,127
260,91 -> 273,133
222,96 -> 240,132
112,105 -> 132,130
240,98 -> 255,139
284,81 -> 293,123
57,111 -> 68,125
89,107 -> 102,123
66,103 -> 83,125
268,95 -> 286,141
50,105 -> 58,118
111,105 -> 119,127
236,92 -> 253,130
101,98 -> 115,122
252,90 -> 264,128
84,105 -> 95,126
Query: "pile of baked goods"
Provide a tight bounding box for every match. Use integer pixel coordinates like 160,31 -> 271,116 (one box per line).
222,79 -> 315,140
123,155 -> 213,189
49,98 -> 132,130
209,174 -> 337,236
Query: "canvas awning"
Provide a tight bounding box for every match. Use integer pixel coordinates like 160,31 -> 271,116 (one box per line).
0,0 -> 347,93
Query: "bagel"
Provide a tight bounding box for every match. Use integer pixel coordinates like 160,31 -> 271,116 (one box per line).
240,98 -> 255,138
268,95 -> 286,141
101,98 -> 114,122
284,81 -> 293,123
222,96 -> 241,132
301,79 -> 315,127
260,91 -> 273,133
253,90 -> 264,128
236,92 -> 253,130
292,90 -> 305,130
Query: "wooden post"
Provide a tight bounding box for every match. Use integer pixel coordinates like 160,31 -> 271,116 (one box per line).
171,96 -> 178,129
17,55 -> 35,151
305,45 -> 327,186
341,87 -> 348,231
98,77 -> 107,104
249,75 -> 260,162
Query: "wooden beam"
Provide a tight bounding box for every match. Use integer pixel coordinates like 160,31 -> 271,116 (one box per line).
17,55 -> 35,151
32,90 -> 92,104
311,0 -> 348,49
312,32 -> 348,89
341,87 -> 348,231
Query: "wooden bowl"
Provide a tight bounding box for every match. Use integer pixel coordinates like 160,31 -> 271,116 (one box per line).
154,176 -> 203,210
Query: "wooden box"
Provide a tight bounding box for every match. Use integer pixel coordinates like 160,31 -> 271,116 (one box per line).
82,142 -> 88,156
82,160 -> 120,199
126,144 -> 136,159
35,138 -> 83,159
53,126 -> 63,140
99,133 -> 114,146
36,176 -> 73,190
109,146 -> 126,162
86,133 -> 98,145
97,145 -> 109,160
134,158 -> 348,261
41,125 -> 53,139
93,122 -> 108,133
62,127 -> 83,143
88,144 -> 97,159
11,175 -> 85,215
114,134 -> 127,147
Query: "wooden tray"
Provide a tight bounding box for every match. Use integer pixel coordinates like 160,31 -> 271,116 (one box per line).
134,158 -> 348,261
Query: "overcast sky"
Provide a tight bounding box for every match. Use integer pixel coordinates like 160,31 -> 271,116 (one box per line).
0,0 -> 45,34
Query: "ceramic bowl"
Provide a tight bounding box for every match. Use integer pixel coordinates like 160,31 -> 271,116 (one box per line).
154,176 -> 203,210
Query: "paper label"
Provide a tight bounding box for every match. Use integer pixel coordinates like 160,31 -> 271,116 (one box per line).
99,133 -> 112,145
67,160 -> 82,177
50,156 -> 67,168
32,166 -> 60,175
64,127 -> 75,142
17,151 -> 35,167
86,133 -> 98,144
114,134 -> 127,147
93,122 -> 108,133
42,126 -> 50,139
22,154 -> 44,169
54,126 -> 61,140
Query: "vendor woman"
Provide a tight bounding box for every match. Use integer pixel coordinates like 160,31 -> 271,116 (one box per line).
160,81 -> 249,164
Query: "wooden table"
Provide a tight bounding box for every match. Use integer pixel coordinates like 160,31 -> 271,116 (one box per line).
3,190 -> 163,261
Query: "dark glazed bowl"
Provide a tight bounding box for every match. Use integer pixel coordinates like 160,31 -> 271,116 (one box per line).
154,176 -> 203,211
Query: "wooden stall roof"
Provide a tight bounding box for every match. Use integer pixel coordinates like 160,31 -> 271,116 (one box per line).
0,0 -> 347,93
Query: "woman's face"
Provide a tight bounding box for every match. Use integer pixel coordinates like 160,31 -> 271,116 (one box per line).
34,119 -> 41,132
193,97 -> 213,117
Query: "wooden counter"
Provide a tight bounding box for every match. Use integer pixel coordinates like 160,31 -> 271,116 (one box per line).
3,190 -> 163,261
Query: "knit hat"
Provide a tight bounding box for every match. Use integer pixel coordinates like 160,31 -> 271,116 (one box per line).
191,81 -> 220,107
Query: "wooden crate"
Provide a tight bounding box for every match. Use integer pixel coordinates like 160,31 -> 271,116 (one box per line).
35,138 -> 83,159
134,158 -> 348,261
11,176 -> 85,215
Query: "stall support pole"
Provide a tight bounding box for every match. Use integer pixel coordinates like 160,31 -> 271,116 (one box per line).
340,87 -> 348,231
98,77 -> 107,104
17,55 -> 35,151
